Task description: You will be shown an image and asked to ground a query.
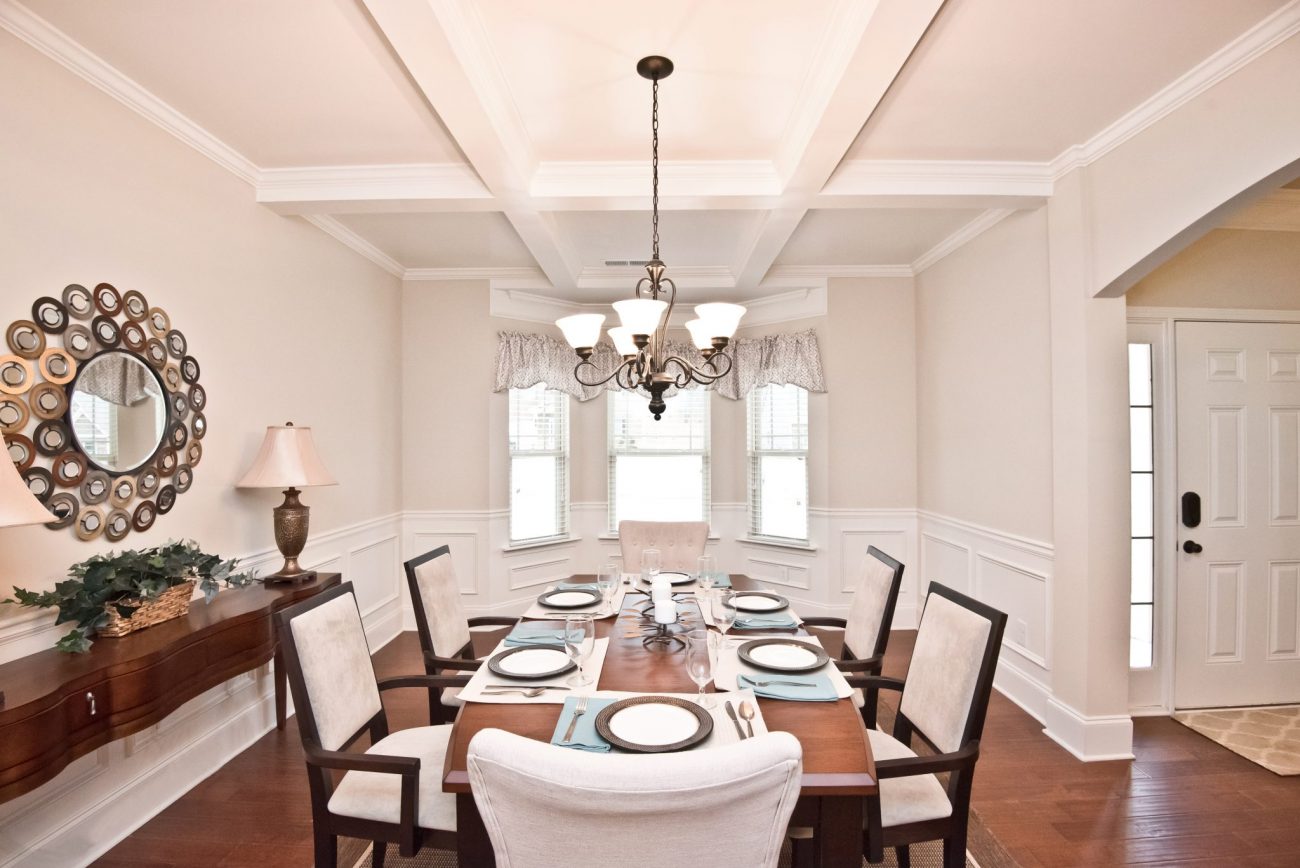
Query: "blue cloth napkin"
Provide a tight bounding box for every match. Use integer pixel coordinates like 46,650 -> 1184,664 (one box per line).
701,573 -> 732,589
550,696 -> 619,752
737,674 -> 838,702
733,611 -> 799,629
503,625 -> 568,647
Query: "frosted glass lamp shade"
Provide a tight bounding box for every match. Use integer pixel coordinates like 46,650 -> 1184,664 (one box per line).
694,303 -> 746,339
236,424 -> 337,489
613,299 -> 667,336
0,455 -> 53,527
684,319 -> 714,350
556,314 -> 605,349
608,326 -> 638,357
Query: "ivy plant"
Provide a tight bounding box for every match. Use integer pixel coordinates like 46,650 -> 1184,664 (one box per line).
4,540 -> 254,653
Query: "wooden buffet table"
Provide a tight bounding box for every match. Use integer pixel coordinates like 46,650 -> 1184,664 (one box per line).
443,575 -> 876,868
0,573 -> 341,805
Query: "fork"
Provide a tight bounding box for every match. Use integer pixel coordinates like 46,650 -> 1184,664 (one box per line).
562,696 -> 588,744
745,679 -> 816,688
482,686 -> 569,697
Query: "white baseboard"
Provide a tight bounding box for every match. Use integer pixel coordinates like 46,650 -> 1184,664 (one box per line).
1042,697 -> 1136,762
991,655 -> 1053,724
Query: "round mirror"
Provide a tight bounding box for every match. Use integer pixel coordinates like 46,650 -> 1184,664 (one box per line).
67,350 -> 169,474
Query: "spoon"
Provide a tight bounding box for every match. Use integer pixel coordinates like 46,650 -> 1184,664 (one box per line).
738,700 -> 756,738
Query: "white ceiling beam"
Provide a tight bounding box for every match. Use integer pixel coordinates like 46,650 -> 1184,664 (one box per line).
356,0 -> 581,287
732,0 -> 947,287
256,164 -> 494,214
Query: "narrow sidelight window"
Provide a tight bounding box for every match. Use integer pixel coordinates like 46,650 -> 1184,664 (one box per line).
508,384 -> 569,544
747,384 -> 809,542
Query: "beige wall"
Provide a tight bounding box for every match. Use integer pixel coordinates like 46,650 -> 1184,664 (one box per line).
916,209 -> 1055,541
1126,229 -> 1300,310
399,277 -> 918,517
0,33 -> 402,597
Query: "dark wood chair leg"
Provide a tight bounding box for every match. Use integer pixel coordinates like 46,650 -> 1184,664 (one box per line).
895,844 -> 911,868
372,840 -> 386,868
943,833 -> 965,868
313,828 -> 337,868
790,835 -> 816,868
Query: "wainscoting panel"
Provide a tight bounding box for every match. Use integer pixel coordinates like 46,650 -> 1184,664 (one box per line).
0,512 -> 405,868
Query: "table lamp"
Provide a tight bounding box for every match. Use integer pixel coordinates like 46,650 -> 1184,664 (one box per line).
1,453 -> 55,704
236,422 -> 336,583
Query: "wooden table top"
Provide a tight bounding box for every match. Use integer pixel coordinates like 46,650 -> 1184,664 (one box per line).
442,575 -> 877,796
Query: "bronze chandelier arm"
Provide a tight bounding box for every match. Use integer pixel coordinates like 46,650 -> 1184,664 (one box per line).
661,351 -> 732,386
573,356 -> 638,389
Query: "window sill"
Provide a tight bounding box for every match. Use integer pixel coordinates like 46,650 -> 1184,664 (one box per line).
502,536 -> 581,553
739,536 -> 817,552
596,532 -> 723,542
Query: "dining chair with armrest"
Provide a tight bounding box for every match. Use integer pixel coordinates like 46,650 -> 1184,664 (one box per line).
405,545 -> 518,724
617,520 -> 710,573
794,582 -> 1006,868
467,728 -> 803,868
275,582 -> 461,868
800,546 -> 905,728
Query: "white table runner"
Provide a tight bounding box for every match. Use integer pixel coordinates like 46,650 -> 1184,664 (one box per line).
459,638 -> 611,704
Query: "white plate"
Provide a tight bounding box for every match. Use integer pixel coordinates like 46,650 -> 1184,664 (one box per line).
606,702 -> 702,746
746,644 -> 822,670
496,647 -> 571,676
731,593 -> 784,612
542,590 -> 596,607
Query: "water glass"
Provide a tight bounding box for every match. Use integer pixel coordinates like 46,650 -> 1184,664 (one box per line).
641,548 -> 661,584
564,614 -> 596,687
596,562 -> 619,609
697,554 -> 716,590
684,629 -> 714,708
712,592 -> 737,638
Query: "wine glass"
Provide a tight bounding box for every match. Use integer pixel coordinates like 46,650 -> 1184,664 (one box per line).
684,629 -> 714,708
712,592 -> 737,639
641,548 -> 661,585
697,554 -> 716,591
596,562 -> 619,611
564,614 -> 596,687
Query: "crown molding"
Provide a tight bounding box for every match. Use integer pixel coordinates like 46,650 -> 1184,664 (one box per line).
530,161 -> 782,199
256,163 -> 491,209
0,0 -> 259,185
487,282 -> 827,327
404,266 -> 545,282
1049,0 -> 1300,178
302,215 -> 404,277
823,160 -> 1054,199
910,208 -> 1016,274
1217,188 -> 1300,232
766,264 -> 915,279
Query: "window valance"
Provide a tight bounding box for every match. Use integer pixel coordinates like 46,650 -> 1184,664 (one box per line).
492,328 -> 825,401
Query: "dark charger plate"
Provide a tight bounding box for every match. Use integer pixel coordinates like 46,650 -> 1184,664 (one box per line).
737,638 -> 830,673
729,591 -> 789,612
536,587 -> 602,609
594,695 -> 713,753
486,644 -> 576,680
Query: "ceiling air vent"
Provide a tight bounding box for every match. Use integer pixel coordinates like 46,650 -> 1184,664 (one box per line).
603,259 -> 653,267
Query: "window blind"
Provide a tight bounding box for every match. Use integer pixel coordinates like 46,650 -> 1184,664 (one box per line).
508,384 -> 569,543
608,388 -> 710,529
748,383 -> 808,542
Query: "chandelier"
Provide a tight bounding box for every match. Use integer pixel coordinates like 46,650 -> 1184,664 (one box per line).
556,55 -> 745,420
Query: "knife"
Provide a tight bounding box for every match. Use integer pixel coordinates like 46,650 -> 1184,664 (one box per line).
724,700 -> 748,740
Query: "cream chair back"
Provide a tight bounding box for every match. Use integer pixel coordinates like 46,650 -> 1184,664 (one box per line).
407,546 -> 472,658
618,520 -> 709,573
467,728 -> 802,868
843,546 -> 904,660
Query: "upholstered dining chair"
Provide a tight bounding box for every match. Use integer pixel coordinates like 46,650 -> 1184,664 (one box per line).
801,545 -> 905,728
274,582 -> 461,868
618,520 -> 710,573
792,582 -> 1007,868
404,545 -> 518,725
468,728 -> 803,868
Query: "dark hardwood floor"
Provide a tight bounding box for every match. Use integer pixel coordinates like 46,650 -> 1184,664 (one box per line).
93,629 -> 1300,868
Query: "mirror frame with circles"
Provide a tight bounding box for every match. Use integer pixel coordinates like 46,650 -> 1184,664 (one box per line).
2,283 -> 206,540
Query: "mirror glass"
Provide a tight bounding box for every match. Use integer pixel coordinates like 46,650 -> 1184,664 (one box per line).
68,351 -> 168,473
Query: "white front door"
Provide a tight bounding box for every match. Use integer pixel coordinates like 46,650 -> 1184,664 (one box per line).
1174,321 -> 1300,709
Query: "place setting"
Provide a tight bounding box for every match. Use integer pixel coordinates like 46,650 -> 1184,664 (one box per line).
518,564 -> 627,619
696,588 -> 804,632
712,630 -> 852,702
458,614 -> 610,704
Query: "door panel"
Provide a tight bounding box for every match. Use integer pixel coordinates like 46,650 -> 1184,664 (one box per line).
1175,321 -> 1300,708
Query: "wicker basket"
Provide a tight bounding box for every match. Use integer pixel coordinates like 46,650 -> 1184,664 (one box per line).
98,580 -> 196,638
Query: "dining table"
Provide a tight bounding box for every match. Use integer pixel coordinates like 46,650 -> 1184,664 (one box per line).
441,574 -> 877,867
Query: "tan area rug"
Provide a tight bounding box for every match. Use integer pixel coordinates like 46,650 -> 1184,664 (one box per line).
1174,705 -> 1300,775
351,840 -> 976,867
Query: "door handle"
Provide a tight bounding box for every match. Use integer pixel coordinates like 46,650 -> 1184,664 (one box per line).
1183,540 -> 1203,554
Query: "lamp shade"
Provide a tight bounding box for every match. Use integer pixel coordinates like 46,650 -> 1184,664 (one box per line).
0,455 -> 54,528
694,303 -> 746,339
556,313 -> 605,349
683,319 -> 714,351
607,326 -> 638,357
236,423 -> 337,489
613,299 -> 668,336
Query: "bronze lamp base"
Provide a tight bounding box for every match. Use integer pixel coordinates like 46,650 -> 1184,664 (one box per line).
265,487 -> 317,584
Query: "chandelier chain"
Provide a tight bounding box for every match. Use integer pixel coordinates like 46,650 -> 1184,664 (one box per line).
651,76 -> 659,262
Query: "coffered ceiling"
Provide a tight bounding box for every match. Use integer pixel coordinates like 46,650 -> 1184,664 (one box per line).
5,0 -> 1295,302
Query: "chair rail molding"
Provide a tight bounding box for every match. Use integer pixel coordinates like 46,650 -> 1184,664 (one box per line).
0,512 -> 405,868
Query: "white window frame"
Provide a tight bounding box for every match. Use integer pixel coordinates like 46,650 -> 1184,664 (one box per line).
508,385 -> 570,545
607,389 -> 711,531
747,384 -> 810,543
